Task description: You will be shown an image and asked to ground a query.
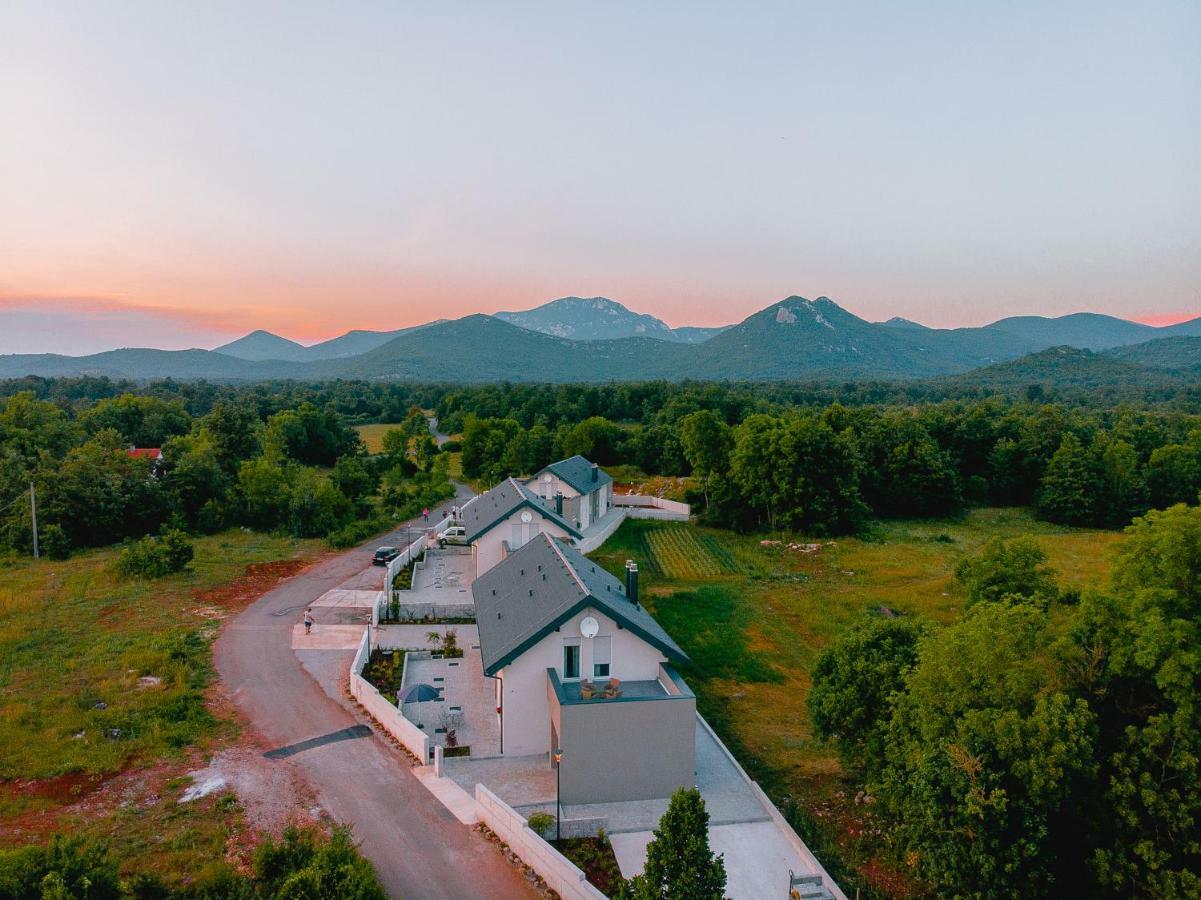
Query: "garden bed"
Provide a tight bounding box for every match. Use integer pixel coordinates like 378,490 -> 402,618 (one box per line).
360,647 -> 406,703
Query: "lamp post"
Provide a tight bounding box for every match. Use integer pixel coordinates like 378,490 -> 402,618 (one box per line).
552,747 -> 563,846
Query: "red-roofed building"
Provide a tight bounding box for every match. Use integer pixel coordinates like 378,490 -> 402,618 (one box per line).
127,447 -> 164,462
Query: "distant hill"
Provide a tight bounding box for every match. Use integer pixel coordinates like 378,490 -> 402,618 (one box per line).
303,322 -> 446,359
1105,336 -> 1201,370
494,297 -> 677,341
0,347 -> 297,380
215,330 -> 309,362
310,314 -> 693,382
7,296 -> 1201,385
983,312 -> 1154,351
881,316 -> 930,330
670,325 -> 730,343
494,296 -> 730,343
690,296 -> 1011,380
936,345 -> 1167,394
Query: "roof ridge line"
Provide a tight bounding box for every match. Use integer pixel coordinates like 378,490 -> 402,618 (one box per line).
546,536 -> 589,599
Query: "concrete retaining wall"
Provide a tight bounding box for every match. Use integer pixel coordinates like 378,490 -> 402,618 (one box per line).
349,630 -> 431,764
614,495 -> 690,521
474,785 -> 606,900
575,509 -> 628,554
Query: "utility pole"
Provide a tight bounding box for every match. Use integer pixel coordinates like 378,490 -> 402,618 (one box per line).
29,482 -> 39,559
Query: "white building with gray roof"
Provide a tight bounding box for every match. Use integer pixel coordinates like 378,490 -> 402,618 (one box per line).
472,532 -> 697,805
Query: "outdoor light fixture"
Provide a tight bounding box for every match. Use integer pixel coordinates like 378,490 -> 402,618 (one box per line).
553,747 -> 564,845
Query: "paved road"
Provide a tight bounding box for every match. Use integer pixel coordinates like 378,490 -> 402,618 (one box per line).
214,485 -> 536,900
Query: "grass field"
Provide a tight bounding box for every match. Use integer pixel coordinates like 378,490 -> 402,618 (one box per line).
590,509 -> 1124,895
354,422 -> 403,453
0,531 -> 322,804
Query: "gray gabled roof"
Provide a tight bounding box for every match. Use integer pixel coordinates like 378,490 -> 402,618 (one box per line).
460,478 -> 581,543
531,455 -> 613,497
472,533 -> 688,676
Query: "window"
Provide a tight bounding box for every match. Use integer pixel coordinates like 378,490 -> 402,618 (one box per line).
593,636 -> 611,678
563,642 -> 580,679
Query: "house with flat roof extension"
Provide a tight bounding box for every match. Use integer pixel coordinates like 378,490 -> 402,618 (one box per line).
472,532 -> 696,805
461,477 -> 582,578
527,455 -> 613,533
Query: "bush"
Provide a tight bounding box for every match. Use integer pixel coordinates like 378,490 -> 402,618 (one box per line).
327,515 -> 389,549
116,529 -> 195,578
440,439 -> 461,453
40,524 -> 71,560
0,835 -> 122,900
527,812 -> 555,838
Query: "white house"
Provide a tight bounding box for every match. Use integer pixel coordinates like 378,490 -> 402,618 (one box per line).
460,478 -> 582,578
472,533 -> 696,805
526,455 -> 613,533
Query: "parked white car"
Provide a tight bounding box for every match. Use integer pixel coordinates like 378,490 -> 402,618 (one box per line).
437,524 -> 467,546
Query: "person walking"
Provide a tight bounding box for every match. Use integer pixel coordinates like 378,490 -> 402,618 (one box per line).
303,607 -> 314,635
422,507 -> 429,522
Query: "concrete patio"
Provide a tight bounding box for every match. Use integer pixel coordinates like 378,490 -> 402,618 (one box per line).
392,547 -> 475,618
377,624 -> 502,756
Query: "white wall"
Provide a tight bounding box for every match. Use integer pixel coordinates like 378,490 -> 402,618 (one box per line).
474,785 -> 606,900
473,508 -> 572,578
498,606 -> 669,756
348,629 -> 431,764
528,472 -> 580,501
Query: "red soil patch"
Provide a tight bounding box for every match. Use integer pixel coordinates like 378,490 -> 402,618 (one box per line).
1,770 -> 115,806
195,559 -> 315,612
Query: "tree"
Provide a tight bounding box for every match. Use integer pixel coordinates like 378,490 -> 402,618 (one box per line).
677,410 -> 732,511
1113,503 -> 1201,615
622,788 -> 726,900
116,528 -> 194,577
79,393 -> 191,447
198,403 -> 262,472
878,603 -> 1096,897
1146,439 -> 1201,509
809,616 -> 923,774
954,536 -> 1058,607
1093,436 -> 1148,528
1036,433 -> 1097,525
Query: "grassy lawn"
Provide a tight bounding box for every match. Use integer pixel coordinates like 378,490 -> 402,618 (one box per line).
354,422 -> 403,453
0,531 -> 322,811
590,509 -> 1123,895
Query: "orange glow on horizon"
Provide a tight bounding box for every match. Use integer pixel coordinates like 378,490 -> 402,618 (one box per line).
1133,311 -> 1201,327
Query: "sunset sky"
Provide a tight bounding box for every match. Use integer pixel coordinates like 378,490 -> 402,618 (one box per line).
2,2 -> 1199,354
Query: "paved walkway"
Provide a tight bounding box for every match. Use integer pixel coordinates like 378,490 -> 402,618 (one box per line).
214,488 -> 536,900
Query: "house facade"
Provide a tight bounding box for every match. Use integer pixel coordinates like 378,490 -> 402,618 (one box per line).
460,478 -> 581,577
472,533 -> 696,805
527,455 -> 613,532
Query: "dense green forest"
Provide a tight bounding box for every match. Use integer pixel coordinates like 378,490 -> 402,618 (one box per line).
6,375 -> 1201,551
809,506 -> 1201,896
0,389 -> 451,558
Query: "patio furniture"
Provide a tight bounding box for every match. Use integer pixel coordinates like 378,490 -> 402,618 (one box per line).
603,677 -> 622,699
580,680 -> 596,700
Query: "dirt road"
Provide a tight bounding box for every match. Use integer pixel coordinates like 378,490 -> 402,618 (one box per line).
214,494 -> 537,899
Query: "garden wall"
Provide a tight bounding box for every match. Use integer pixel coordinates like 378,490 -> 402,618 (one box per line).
613,495 -> 690,521
575,509 -> 628,554
349,629 -> 431,764
474,785 -> 606,900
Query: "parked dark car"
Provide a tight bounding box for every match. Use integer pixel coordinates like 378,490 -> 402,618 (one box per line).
372,546 -> 400,566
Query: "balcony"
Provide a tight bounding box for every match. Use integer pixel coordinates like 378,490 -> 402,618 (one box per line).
547,664 -> 694,706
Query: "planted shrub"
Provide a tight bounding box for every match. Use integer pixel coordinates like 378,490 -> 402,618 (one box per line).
527,812 -> 556,838
116,528 -> 195,577
40,523 -> 71,560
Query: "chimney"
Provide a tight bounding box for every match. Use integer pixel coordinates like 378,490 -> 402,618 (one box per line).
625,561 -> 639,606
555,491 -> 563,515
591,462 -> 599,482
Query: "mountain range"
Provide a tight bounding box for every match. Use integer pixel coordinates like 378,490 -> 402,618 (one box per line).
2,295 -> 1200,385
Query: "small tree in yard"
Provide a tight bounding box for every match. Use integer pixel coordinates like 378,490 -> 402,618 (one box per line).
622,788 -> 726,900
116,528 -> 195,577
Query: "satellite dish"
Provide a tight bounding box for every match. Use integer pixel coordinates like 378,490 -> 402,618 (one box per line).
580,616 -> 599,638
520,510 -> 533,523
